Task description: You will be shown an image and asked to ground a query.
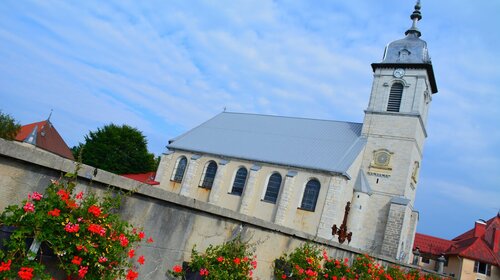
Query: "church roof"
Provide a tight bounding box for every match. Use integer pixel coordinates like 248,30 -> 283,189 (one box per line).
168,112 -> 366,178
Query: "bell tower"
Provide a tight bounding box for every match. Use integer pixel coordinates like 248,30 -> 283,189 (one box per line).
354,1 -> 438,261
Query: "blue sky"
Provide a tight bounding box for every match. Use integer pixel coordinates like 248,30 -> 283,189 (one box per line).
1,1 -> 498,240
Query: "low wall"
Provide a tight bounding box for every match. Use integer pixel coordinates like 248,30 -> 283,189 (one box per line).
0,138 -> 432,279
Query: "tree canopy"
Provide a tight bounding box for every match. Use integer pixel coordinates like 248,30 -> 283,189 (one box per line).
72,124 -> 157,174
0,110 -> 21,140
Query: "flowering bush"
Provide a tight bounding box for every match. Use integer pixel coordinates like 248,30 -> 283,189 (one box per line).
0,171 -> 152,280
274,244 -> 451,280
169,237 -> 257,279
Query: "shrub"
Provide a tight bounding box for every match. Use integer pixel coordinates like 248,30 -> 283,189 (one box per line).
169,237 -> 256,280
0,171 -> 152,280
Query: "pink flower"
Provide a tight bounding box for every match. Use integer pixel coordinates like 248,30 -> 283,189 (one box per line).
32,192 -> 43,201
64,222 -> 80,233
251,260 -> 257,269
78,266 -> 88,278
75,191 -> 84,199
199,268 -> 209,276
23,202 -> 35,213
98,256 -> 108,263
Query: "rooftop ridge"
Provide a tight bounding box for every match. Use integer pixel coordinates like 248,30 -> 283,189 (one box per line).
222,111 -> 362,125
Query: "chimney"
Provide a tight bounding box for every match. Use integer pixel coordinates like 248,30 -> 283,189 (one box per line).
474,220 -> 486,238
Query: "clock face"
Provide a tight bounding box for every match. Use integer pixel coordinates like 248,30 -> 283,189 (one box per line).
393,68 -> 405,78
375,152 -> 390,166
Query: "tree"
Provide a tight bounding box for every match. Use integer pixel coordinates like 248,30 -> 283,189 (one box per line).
72,124 -> 157,174
0,110 -> 21,140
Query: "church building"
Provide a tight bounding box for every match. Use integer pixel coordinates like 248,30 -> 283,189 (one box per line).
155,2 -> 437,262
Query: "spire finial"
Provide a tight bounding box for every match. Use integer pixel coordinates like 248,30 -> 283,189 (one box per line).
47,109 -> 53,122
405,0 -> 422,37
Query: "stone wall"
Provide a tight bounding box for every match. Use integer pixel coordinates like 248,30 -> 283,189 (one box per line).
0,138 -> 437,279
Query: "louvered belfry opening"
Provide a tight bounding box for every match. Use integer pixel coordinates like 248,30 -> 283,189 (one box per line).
387,83 -> 404,112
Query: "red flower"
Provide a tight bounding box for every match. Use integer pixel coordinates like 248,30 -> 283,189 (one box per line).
147,237 -> 154,243
137,255 -> 145,265
72,256 -> 82,265
65,199 -> 78,209
23,202 -> 35,213
199,268 -> 209,276
119,234 -> 129,247
217,256 -> 224,262
57,189 -> 69,201
128,249 -> 135,258
78,266 -> 88,278
233,257 -> 241,265
98,256 -> 108,263
18,267 -> 34,280
281,274 -> 287,279
126,270 -> 139,280
0,260 -> 11,272
48,208 -> 60,217
172,265 -> 182,273
138,231 -> 145,240
88,224 -> 106,236
75,191 -> 84,199
88,205 -> 102,217
243,256 -> 249,262
64,222 -> 80,233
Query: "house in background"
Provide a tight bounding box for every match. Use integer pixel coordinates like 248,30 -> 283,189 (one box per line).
122,172 -> 159,185
412,213 -> 500,279
15,119 -> 74,160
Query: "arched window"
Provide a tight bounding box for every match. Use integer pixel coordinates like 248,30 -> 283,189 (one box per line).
171,156 -> 187,183
300,179 -> 321,211
230,167 -> 248,196
387,83 -> 404,112
263,173 -> 282,203
200,161 -> 218,189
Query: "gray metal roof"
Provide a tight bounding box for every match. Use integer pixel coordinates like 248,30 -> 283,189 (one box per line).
168,112 -> 366,178
381,33 -> 430,64
354,171 -> 373,195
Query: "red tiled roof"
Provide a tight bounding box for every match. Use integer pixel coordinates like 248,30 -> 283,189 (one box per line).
414,214 -> 500,266
122,172 -> 159,185
447,237 -> 500,266
15,120 -> 75,160
414,233 -> 453,255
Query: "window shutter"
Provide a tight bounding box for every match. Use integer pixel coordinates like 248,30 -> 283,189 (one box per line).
387,83 -> 404,112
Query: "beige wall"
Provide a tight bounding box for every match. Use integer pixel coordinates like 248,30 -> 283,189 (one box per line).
157,150 -> 345,237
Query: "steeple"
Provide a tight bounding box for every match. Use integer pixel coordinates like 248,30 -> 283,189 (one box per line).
405,0 -> 422,37
372,1 -> 437,93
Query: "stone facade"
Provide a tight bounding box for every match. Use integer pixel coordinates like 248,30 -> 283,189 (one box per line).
0,138 -> 443,279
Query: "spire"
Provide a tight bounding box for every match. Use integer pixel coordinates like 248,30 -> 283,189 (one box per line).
405,0 -> 422,37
